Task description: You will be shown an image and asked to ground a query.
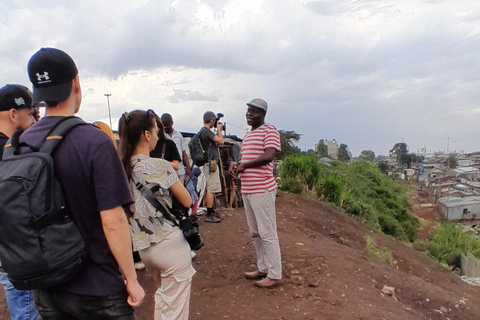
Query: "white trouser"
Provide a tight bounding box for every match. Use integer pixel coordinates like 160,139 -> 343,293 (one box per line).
139,229 -> 195,320
242,190 -> 282,279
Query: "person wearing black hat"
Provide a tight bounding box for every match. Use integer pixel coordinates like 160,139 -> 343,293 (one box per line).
0,84 -> 36,157
229,98 -> 282,289
22,48 -> 144,318
0,84 -> 41,320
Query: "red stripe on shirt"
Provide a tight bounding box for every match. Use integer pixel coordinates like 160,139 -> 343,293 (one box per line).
240,124 -> 281,194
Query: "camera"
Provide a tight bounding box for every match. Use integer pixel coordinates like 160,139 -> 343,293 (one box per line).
179,215 -> 203,251
214,113 -> 226,132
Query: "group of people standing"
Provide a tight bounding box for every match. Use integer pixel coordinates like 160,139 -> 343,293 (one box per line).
0,47 -> 283,320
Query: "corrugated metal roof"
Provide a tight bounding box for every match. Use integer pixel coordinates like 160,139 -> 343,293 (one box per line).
438,196 -> 480,207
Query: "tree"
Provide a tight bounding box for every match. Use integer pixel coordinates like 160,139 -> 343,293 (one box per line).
377,161 -> 388,174
390,142 -> 408,163
358,150 -> 375,162
277,130 -> 302,160
316,139 -> 329,158
337,143 -> 351,162
446,155 -> 457,169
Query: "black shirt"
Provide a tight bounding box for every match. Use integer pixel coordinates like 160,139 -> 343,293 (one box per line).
0,132 -> 8,160
150,138 -> 181,162
199,128 -> 220,162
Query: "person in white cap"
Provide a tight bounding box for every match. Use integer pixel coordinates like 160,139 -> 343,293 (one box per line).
229,98 -> 282,288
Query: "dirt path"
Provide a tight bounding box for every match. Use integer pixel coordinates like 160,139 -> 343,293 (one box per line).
2,191 -> 479,320
406,180 -> 441,240
136,192 -> 480,319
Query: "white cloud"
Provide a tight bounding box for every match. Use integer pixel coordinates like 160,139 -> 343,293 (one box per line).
2,0 -> 480,156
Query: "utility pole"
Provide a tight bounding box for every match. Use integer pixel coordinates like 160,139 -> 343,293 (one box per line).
104,93 -> 112,129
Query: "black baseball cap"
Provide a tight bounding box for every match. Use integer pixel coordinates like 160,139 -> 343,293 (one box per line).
0,84 -> 33,112
27,48 -> 78,104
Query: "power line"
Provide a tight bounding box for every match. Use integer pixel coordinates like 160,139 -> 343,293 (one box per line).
225,121 -> 248,131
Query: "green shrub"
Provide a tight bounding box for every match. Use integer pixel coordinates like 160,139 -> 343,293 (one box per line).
420,222 -> 480,268
279,177 -> 303,194
378,214 -> 406,241
318,175 -> 343,205
280,154 -> 322,191
279,156 -> 418,243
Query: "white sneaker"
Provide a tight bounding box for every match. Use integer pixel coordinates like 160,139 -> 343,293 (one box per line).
196,207 -> 207,216
134,262 -> 146,270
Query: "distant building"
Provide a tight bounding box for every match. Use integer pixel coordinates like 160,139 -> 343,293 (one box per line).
326,139 -> 338,158
438,196 -> 480,220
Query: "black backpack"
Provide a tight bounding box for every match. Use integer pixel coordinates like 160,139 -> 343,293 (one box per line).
0,116 -> 89,290
188,128 -> 209,167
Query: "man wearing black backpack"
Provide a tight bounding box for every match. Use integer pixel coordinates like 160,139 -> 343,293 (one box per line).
21,48 -> 144,319
0,84 -> 41,320
199,111 -> 224,223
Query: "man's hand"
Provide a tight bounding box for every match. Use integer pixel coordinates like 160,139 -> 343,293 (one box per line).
229,162 -> 245,177
216,122 -> 223,132
237,163 -> 245,173
126,279 -> 145,307
229,162 -> 237,176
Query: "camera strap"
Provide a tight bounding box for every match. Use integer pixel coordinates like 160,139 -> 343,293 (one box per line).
131,172 -> 180,227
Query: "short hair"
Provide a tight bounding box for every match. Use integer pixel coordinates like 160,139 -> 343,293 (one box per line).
161,113 -> 173,125
203,111 -> 216,124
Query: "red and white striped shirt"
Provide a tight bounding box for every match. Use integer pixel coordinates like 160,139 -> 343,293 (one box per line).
240,124 -> 281,194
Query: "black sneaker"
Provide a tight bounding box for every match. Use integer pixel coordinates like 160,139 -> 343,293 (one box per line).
205,214 -> 221,223
213,211 -> 222,220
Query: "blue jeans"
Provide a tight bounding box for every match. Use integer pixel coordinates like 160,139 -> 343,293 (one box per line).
34,289 -> 134,320
0,272 -> 41,320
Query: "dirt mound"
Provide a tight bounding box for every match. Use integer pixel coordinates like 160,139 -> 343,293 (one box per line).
2,191 -> 479,319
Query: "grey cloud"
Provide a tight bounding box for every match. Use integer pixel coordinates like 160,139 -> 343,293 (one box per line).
166,89 -> 221,103
305,1 -> 334,15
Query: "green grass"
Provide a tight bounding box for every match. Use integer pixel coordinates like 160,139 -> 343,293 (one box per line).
365,235 -> 393,264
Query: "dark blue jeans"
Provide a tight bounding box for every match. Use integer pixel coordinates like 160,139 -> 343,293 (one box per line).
34,289 -> 135,320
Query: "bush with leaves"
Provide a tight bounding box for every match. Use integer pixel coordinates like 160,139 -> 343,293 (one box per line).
279,156 -> 418,242
280,154 -> 322,191
279,177 -> 303,194
417,222 -> 480,267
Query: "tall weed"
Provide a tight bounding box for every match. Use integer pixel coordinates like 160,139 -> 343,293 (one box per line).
279,156 -> 418,242
417,222 -> 480,267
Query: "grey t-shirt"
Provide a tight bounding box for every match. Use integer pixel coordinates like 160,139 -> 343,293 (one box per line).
199,127 -> 219,162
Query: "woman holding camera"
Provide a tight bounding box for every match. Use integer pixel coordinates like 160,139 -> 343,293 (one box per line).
118,109 -> 195,320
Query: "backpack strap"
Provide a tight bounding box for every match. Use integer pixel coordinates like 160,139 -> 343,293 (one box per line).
3,116 -> 88,158
39,116 -> 88,154
131,172 -> 181,226
198,127 -> 209,158
161,140 -> 167,159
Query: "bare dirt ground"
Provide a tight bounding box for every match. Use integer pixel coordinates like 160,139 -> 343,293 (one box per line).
2,190 -> 480,320
406,180 -> 441,240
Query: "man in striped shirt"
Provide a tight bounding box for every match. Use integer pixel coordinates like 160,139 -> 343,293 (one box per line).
229,98 -> 282,288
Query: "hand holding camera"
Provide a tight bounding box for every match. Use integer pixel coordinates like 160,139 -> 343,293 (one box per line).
214,113 -> 226,132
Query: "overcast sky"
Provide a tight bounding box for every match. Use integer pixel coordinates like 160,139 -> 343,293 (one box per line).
1,0 -> 480,156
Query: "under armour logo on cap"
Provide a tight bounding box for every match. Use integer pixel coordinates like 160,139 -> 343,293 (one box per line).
14,97 -> 26,106
27,48 -> 78,104
36,72 -> 51,83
